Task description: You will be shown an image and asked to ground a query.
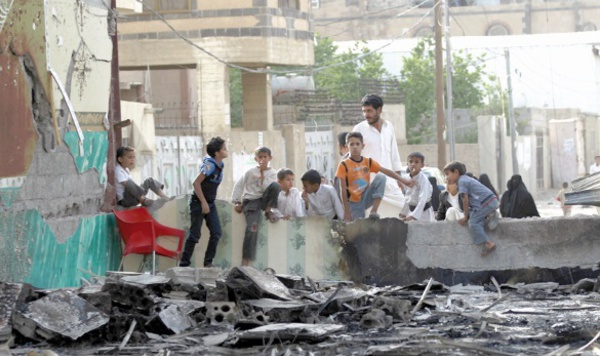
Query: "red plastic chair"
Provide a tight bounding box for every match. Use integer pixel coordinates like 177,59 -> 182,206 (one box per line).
113,207 -> 185,275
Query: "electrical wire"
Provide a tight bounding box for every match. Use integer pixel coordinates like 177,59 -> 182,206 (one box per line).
129,0 -> 438,75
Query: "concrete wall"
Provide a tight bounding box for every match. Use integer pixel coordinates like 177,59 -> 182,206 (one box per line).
0,1 -> 119,288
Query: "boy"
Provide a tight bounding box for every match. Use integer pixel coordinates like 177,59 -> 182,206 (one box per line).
443,161 -> 499,257
398,152 -> 434,222
115,146 -> 171,208
301,169 -> 344,220
555,181 -> 572,217
180,137 -> 227,268
271,168 -> 304,220
436,182 -> 465,221
231,147 -> 281,266
336,132 -> 413,222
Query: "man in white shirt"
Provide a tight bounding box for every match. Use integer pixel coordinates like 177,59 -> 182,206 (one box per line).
590,155 -> 600,175
352,94 -> 405,213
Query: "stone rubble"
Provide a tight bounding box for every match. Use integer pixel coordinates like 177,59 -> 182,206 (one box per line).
2,267 -> 600,355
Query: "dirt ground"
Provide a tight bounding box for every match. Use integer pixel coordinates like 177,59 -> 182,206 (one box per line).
534,189 -> 599,218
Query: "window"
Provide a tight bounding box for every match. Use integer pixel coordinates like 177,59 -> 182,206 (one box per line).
486,23 -> 510,36
311,0 -> 320,8
142,0 -> 191,13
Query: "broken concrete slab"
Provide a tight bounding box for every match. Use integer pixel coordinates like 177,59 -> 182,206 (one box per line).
0,283 -> 32,343
165,267 -> 222,288
241,298 -> 314,323
13,290 -> 109,341
231,323 -> 346,344
146,304 -> 195,335
226,267 -> 294,301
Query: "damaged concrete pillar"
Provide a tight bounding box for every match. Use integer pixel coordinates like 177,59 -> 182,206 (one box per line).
241,71 -> 273,131
196,59 -> 230,133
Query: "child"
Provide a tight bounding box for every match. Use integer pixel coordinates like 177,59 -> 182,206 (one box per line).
115,146 -> 171,208
436,182 -> 465,222
555,181 -> 572,217
336,132 -> 413,222
443,161 -> 499,257
231,147 -> 281,266
271,168 -> 305,220
301,169 -> 344,219
399,152 -> 434,222
180,137 -> 227,268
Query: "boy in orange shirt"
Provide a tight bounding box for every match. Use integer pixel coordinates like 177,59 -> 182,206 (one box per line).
336,132 -> 414,222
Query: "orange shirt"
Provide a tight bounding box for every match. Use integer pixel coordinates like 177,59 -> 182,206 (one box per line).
335,156 -> 381,202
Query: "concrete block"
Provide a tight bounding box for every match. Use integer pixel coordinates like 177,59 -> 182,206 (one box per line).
205,302 -> 238,325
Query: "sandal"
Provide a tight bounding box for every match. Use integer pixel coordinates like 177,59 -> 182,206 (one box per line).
481,244 -> 497,257
265,210 -> 278,223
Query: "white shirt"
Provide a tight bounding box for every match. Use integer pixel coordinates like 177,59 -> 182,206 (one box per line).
231,167 -> 277,202
272,188 -> 305,218
353,119 -> 402,171
115,164 -> 132,201
447,193 -> 460,209
305,184 -> 345,219
590,163 -> 600,175
400,171 -> 434,222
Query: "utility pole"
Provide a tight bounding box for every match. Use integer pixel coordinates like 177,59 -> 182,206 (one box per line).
444,0 -> 455,161
434,0 -> 446,169
505,48 -> 518,175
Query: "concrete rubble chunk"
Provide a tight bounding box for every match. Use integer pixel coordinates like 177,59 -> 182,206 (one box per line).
146,304 -> 195,335
274,274 -> 306,290
101,280 -> 158,310
206,302 -> 239,325
232,323 -> 346,344
165,267 -> 222,287
241,298 -> 314,323
0,283 -> 32,343
13,290 -> 109,341
226,266 -> 294,301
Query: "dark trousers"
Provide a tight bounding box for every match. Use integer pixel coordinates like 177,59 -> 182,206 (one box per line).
242,182 -> 280,261
119,178 -> 164,207
180,198 -> 221,267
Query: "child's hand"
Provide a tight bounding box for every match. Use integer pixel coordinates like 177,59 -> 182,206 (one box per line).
403,178 -> 417,188
458,217 -> 468,225
201,201 -> 210,214
398,213 -> 407,219
234,203 -> 243,214
404,215 -> 416,221
301,190 -> 308,201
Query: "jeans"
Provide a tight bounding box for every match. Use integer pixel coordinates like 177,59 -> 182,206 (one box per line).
468,198 -> 499,244
180,198 -> 221,267
242,182 -> 281,260
349,173 -> 386,219
120,177 -> 164,207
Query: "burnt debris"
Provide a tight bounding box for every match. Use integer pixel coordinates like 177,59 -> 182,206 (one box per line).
2,267 -> 600,355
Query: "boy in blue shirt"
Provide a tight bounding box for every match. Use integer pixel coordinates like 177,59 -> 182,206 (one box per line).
443,161 -> 499,257
180,137 -> 228,267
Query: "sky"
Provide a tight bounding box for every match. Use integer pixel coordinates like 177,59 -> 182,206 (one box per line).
335,31 -> 600,114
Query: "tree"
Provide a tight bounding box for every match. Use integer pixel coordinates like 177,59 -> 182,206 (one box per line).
399,37 -> 499,144
313,34 -> 393,102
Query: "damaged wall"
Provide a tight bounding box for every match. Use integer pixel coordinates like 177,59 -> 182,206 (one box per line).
0,1 -> 118,287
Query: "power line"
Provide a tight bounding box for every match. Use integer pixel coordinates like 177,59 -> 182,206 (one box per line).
130,0 -> 438,76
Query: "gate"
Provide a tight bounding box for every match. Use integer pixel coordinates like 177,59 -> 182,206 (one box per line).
304,128 -> 336,184
154,136 -> 204,197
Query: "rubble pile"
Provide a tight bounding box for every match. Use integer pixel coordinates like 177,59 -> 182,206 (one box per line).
2,267 -> 600,355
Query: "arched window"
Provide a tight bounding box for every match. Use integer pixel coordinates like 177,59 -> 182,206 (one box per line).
486,23 -> 510,36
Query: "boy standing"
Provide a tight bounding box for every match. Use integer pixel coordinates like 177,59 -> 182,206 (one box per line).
115,146 -> 171,208
301,169 -> 344,219
336,132 -> 413,222
443,161 -> 499,257
555,181 -> 572,217
398,152 -> 434,222
231,147 -> 281,266
272,168 -> 305,220
180,137 -> 227,268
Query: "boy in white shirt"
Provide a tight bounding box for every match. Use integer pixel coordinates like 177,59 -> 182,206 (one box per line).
271,168 -> 304,220
399,152 -> 434,222
115,146 -> 171,208
301,169 -> 345,220
231,147 -> 281,266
